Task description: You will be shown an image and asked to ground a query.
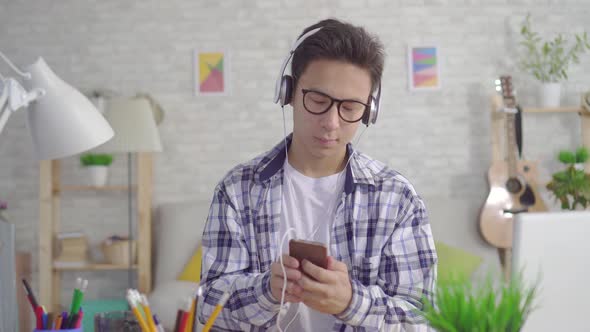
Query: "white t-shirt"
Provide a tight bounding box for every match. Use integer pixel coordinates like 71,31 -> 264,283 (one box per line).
277,160 -> 345,332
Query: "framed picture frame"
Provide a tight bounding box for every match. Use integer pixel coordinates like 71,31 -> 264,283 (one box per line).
407,45 -> 441,91
194,50 -> 230,96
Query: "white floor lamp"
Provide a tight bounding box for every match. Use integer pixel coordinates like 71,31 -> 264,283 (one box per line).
96,97 -> 163,290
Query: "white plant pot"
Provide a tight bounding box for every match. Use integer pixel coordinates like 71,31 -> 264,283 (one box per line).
539,82 -> 561,108
87,166 -> 109,186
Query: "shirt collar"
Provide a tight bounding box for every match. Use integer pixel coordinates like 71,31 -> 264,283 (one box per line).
256,134 -> 375,194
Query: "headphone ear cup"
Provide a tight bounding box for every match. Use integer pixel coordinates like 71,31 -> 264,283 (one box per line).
281,75 -> 293,105
370,101 -> 379,125
361,106 -> 370,125
362,97 -> 377,126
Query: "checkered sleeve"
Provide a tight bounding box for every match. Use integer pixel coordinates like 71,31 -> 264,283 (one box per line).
335,189 -> 437,331
198,182 -> 281,331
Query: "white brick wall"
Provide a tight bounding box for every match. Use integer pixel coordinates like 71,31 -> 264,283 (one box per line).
1,0 -> 589,301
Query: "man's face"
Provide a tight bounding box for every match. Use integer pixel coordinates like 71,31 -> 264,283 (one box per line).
290,59 -> 372,162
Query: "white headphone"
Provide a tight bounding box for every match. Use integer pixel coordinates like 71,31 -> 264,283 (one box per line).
273,27 -> 382,126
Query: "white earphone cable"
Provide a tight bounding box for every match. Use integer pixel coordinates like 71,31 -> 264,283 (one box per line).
275,228 -> 300,332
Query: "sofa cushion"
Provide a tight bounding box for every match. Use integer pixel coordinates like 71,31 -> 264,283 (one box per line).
435,241 -> 482,283
178,245 -> 202,283
154,200 -> 209,286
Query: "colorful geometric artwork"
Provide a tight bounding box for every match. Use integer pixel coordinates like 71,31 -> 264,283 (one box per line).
194,50 -> 229,96
408,46 -> 441,91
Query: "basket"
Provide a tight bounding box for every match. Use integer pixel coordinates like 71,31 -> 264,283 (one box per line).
101,239 -> 137,266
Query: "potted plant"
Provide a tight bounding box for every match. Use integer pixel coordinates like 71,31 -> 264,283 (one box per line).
421,273 -> 537,331
518,14 -> 590,107
546,147 -> 590,210
80,153 -> 114,186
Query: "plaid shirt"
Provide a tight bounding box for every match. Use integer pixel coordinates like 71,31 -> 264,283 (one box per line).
199,135 -> 437,331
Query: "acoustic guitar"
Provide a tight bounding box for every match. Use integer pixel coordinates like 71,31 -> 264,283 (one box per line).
479,76 -> 547,249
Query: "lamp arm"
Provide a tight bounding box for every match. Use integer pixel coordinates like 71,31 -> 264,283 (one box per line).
0,84 -> 10,135
0,78 -> 45,135
0,51 -> 31,79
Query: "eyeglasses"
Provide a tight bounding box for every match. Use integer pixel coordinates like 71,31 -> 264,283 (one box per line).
301,89 -> 369,123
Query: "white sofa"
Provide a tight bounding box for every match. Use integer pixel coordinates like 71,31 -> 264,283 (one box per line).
149,200 -> 210,331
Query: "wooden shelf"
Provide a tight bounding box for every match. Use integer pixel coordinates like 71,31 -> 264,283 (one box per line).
523,106 -> 584,113
40,153 -> 154,312
58,185 -> 136,192
53,263 -> 138,271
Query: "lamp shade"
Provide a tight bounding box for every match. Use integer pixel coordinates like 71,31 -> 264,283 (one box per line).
24,57 -> 114,160
97,97 -> 162,153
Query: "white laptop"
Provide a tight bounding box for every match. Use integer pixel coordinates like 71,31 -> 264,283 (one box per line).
512,211 -> 590,331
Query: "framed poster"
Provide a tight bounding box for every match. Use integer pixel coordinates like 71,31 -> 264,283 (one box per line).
408,46 -> 441,91
194,50 -> 230,96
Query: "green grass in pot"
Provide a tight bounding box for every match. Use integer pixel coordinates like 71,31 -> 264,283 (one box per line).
80,153 -> 114,167
421,273 -> 537,332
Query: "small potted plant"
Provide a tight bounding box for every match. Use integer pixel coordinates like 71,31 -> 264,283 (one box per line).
546,147 -> 590,210
519,14 -> 590,107
80,153 -> 114,186
421,273 -> 537,331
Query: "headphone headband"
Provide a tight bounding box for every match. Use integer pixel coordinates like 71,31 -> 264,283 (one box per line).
273,27 -> 323,104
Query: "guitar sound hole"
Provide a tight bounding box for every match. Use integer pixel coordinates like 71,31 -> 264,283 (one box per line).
520,184 -> 536,206
506,178 -> 522,193
523,165 -> 530,172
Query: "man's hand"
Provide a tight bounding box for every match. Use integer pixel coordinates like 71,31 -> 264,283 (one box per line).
269,255 -> 304,303
297,256 -> 352,315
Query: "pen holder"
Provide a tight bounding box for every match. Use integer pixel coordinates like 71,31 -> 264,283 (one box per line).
94,311 -> 140,332
34,329 -> 81,332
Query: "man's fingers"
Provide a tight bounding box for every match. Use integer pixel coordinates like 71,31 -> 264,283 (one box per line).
285,294 -> 302,303
270,277 -> 303,297
270,274 -> 304,293
301,259 -> 332,283
281,255 -> 299,269
271,262 -> 302,281
297,273 -> 324,294
326,256 -> 348,272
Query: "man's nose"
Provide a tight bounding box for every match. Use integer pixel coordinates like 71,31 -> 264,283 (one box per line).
320,102 -> 340,129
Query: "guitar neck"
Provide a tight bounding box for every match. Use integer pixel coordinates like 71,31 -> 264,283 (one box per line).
506,111 -> 518,177
499,75 -> 518,178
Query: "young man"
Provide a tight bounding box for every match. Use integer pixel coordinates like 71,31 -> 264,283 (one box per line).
199,19 -> 437,331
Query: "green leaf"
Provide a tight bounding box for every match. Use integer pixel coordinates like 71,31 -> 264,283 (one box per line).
552,171 -> 568,181
576,147 -> 589,163
561,199 -> 571,210
542,42 -> 550,55
558,151 -> 576,164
